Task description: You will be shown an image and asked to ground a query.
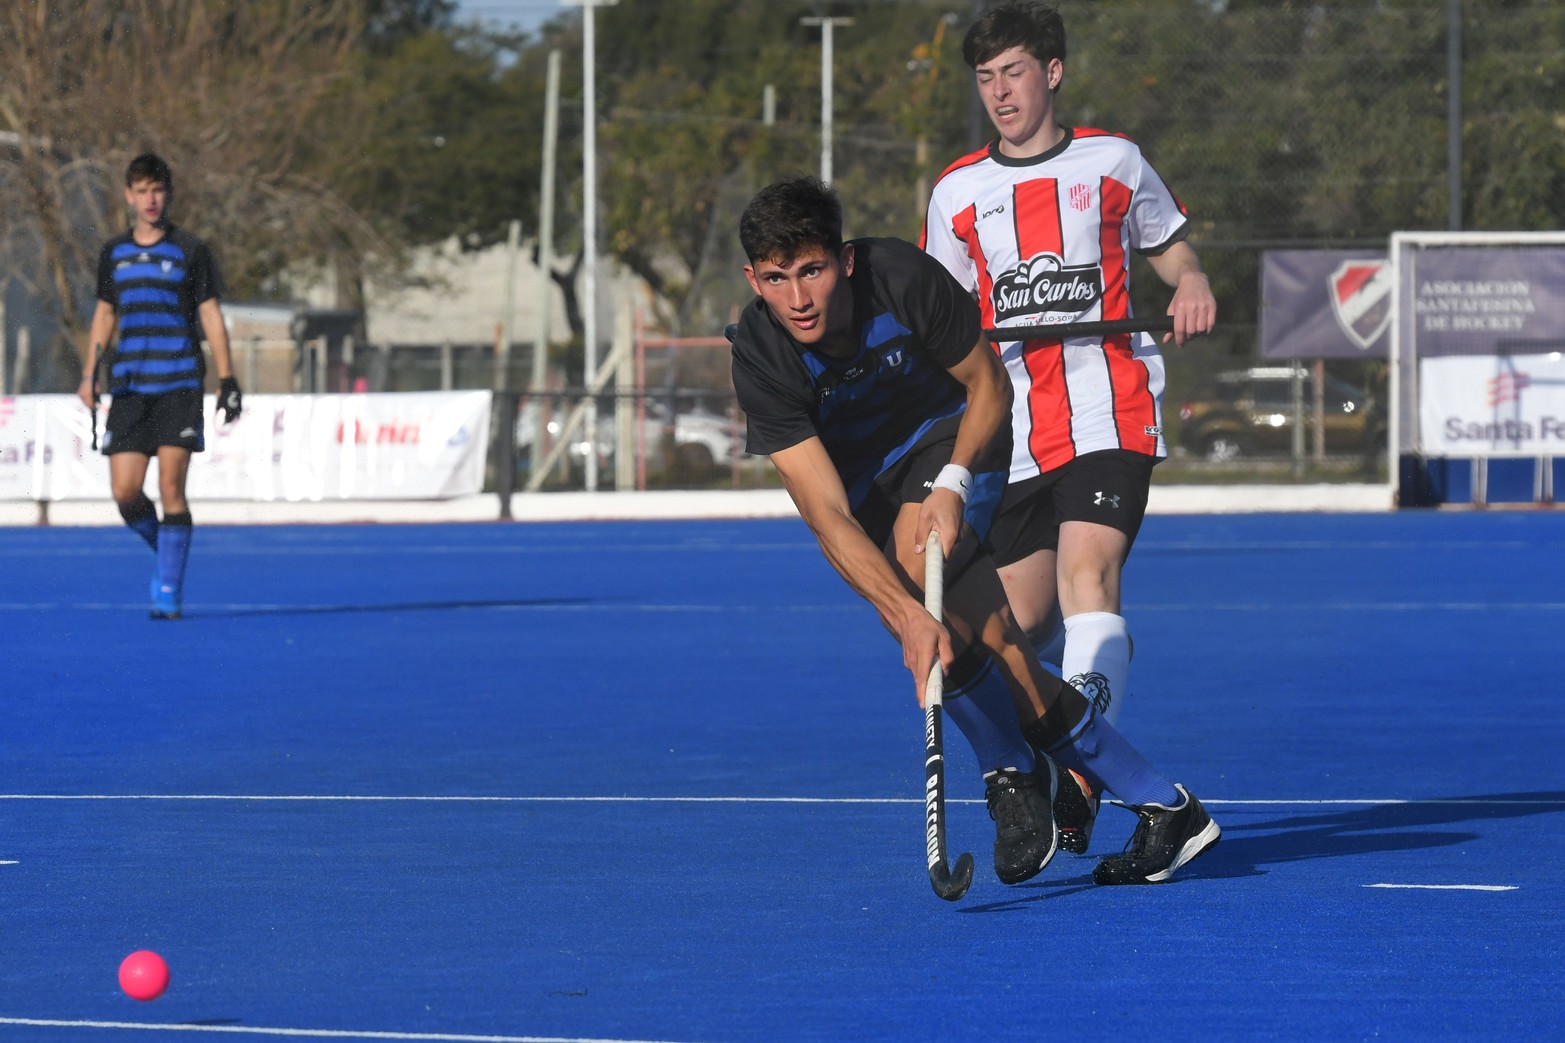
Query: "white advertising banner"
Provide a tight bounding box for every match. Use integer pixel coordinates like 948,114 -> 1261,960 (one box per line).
0,391 -> 491,501
1418,354 -> 1565,457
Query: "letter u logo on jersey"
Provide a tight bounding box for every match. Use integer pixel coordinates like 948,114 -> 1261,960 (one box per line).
882,348 -> 905,369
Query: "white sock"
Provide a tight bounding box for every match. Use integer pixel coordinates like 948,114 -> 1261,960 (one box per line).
1061,611 -> 1131,726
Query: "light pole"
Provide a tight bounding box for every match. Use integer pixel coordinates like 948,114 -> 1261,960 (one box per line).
566,0 -> 619,491
801,16 -> 853,184
532,48 -> 561,468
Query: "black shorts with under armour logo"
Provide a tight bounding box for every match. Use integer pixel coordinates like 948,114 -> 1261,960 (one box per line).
986,448 -> 1158,567
101,389 -> 206,456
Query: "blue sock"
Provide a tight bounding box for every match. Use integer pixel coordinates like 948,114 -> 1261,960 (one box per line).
157,513 -> 193,593
943,656 -> 1036,776
1022,691 -> 1180,808
118,498 -> 159,552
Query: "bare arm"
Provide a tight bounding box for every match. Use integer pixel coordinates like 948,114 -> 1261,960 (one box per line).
78,301 -> 117,410
1145,240 -> 1216,347
770,436 -> 952,703
198,298 -> 234,381
915,336 -> 1012,559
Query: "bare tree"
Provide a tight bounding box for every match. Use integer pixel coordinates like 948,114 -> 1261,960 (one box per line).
0,1 -> 395,381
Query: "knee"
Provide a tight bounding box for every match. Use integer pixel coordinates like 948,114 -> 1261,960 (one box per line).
157,479 -> 188,512
1058,563 -> 1118,611
111,484 -> 146,508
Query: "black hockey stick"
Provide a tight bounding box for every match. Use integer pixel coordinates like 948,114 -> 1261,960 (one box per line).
983,315 -> 1175,340
922,534 -> 974,902
88,348 -> 105,451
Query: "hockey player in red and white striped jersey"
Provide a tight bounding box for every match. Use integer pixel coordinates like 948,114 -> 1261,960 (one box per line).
921,2 -> 1220,882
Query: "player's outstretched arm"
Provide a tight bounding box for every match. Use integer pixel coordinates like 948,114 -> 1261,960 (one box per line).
1146,241 -> 1216,347
771,437 -> 952,703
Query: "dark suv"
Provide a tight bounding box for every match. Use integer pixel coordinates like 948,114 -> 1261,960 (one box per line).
1177,367 -> 1379,462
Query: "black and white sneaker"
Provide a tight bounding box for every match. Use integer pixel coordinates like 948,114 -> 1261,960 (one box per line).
1054,768 -> 1099,855
1092,784 -> 1219,885
984,763 -> 1059,885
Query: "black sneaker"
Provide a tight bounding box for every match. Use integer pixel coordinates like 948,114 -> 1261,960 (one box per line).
1092,784 -> 1220,885
983,763 -> 1059,884
1054,768 -> 1099,855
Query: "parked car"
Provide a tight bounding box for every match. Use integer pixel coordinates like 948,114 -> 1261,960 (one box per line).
515,399 -> 743,475
1177,367 -> 1381,462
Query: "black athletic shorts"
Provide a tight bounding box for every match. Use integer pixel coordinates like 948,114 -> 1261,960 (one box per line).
987,448 -> 1158,567
101,390 -> 206,456
851,420 -> 1010,555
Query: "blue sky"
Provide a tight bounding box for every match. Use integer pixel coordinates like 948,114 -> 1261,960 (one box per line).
452,1 -> 569,35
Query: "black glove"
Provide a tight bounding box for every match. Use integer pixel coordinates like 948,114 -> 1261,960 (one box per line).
218,376 -> 243,424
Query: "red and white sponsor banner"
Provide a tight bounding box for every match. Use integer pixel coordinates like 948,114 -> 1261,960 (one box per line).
1419,354 -> 1565,457
0,391 -> 491,501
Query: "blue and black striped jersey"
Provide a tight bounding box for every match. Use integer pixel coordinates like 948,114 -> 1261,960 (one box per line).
95,225 -> 223,396
730,237 -> 982,509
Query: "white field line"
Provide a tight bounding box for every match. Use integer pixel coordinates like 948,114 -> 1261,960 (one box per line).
0,794 -> 1559,807
0,1019 -> 686,1042
0,538 -> 1544,558
1364,883 -> 1519,891
0,602 -> 860,613
7,601 -> 1565,615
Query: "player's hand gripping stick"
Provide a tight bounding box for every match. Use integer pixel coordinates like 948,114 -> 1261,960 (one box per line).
922,532 -> 975,901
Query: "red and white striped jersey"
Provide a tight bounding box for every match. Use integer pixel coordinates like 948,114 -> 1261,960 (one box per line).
922,127 -> 1190,478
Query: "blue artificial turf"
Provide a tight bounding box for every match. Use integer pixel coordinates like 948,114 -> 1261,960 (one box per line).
2,512 -> 1562,1040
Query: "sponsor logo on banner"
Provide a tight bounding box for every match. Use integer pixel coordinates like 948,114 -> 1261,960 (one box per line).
1487,370 -> 1531,407
1420,354 -> 1565,454
1328,259 -> 1393,351
337,418 -> 421,445
991,253 -> 1104,325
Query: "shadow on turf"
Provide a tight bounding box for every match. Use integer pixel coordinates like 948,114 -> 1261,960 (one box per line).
1190,790 -> 1565,879
957,791 -> 1565,909
179,596 -> 597,619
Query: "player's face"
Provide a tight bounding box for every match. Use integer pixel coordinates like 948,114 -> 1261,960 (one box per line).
124,178 -> 169,228
974,46 -> 1063,157
744,243 -> 857,349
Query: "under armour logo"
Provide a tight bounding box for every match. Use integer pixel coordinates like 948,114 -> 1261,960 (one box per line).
1094,491 -> 1120,508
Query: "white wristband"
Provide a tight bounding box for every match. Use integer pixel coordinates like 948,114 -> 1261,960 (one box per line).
931,463 -> 972,504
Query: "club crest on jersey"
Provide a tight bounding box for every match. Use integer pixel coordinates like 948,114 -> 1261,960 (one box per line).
991,253 -> 1104,325
1068,184 -> 1093,212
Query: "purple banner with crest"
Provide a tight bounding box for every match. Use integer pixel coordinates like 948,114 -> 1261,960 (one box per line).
1261,250 -> 1390,360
